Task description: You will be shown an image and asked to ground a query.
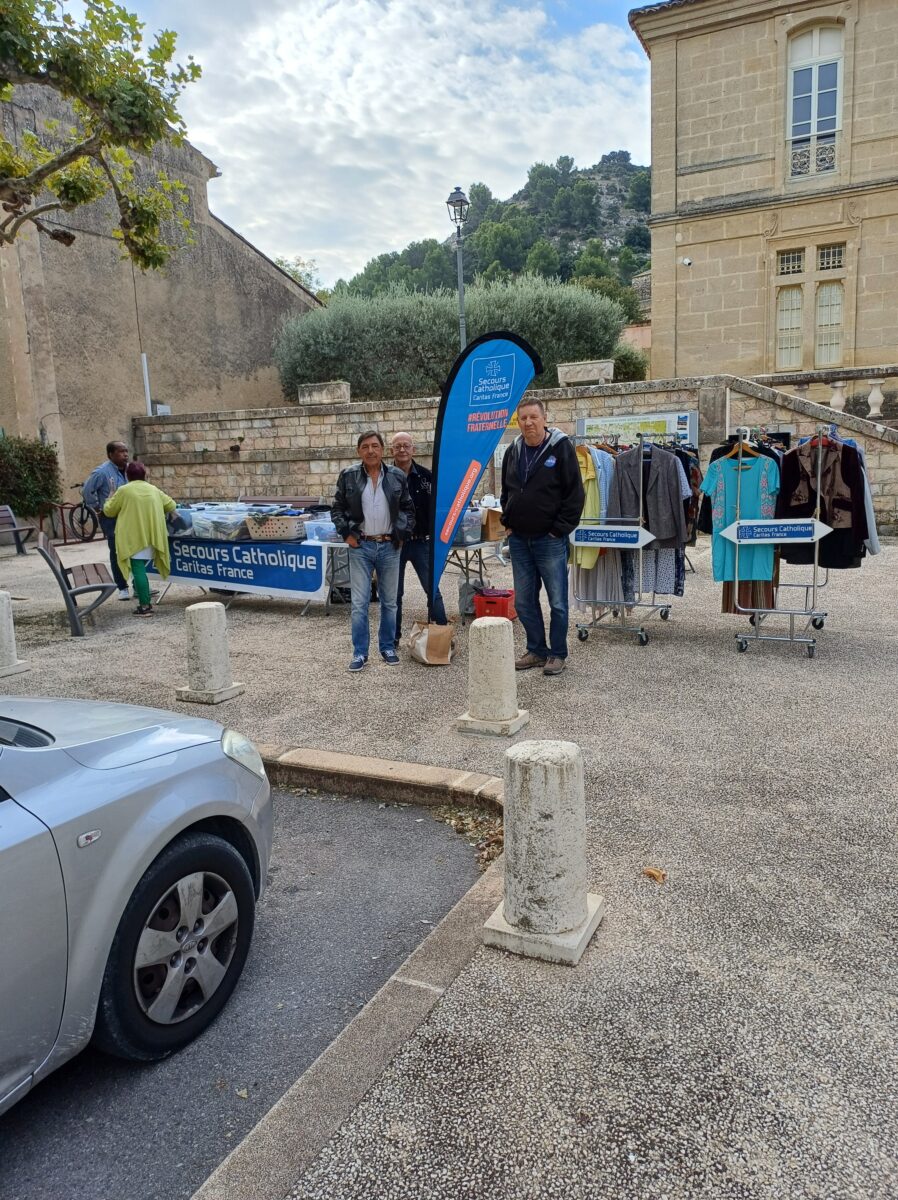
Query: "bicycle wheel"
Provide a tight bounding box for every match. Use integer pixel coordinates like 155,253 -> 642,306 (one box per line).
68,503 -> 98,542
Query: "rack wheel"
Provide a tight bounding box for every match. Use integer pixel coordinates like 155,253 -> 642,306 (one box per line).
749,615 -> 757,626
637,631 -> 649,647
807,642 -> 817,659
577,628 -> 589,642
660,607 -> 671,621
612,609 -> 620,618
812,617 -> 825,631
737,638 -> 749,653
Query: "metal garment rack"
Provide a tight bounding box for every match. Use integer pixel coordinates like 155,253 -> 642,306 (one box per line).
573,432 -> 672,647
731,424 -> 829,658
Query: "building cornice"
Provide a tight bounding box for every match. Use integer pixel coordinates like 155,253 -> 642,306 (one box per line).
648,175 -> 898,226
629,0 -> 837,55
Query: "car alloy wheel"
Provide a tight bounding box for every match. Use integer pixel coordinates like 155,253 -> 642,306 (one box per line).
93,832 -> 255,1061
134,871 -> 239,1025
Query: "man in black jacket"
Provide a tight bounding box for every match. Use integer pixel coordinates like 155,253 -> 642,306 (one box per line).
332,430 -> 416,671
501,399 -> 584,676
391,431 -> 448,646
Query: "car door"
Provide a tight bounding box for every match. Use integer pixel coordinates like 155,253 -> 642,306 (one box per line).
0,792 -> 67,1111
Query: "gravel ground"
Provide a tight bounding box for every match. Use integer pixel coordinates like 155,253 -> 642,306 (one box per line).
4,539 -> 897,1198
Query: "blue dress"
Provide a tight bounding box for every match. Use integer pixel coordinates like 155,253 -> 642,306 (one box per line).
700,456 -> 780,582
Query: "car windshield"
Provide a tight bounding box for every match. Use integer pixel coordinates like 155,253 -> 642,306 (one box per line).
0,717 -> 54,748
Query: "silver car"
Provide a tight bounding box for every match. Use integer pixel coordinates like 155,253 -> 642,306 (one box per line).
0,697 -> 272,1115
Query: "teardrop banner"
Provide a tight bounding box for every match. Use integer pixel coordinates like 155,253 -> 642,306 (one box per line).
428,331 -> 543,603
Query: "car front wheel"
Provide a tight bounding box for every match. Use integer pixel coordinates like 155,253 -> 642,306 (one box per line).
93,832 -> 255,1061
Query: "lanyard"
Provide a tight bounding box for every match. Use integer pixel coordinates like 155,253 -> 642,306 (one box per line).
520,434 -> 549,484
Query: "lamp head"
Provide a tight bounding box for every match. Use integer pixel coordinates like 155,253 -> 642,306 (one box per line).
446,186 -> 470,227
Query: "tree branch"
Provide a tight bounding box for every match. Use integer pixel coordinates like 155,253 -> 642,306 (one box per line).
0,200 -> 67,241
0,133 -> 103,204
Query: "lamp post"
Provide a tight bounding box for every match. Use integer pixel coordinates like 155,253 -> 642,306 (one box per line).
446,186 -> 470,351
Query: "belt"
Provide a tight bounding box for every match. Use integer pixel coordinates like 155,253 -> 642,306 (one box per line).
360,534 -> 392,542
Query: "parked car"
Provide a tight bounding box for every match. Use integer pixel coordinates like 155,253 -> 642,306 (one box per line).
0,697 -> 272,1116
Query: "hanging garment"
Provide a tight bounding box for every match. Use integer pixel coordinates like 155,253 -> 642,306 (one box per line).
822,437 -> 880,557
570,446 -> 624,610
700,454 -> 780,583
607,445 -> 688,548
697,440 -> 780,535
573,444 -> 601,571
621,547 -> 686,600
776,439 -> 868,569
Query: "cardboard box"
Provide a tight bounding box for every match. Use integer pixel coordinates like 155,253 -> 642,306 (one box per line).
481,507 -> 506,542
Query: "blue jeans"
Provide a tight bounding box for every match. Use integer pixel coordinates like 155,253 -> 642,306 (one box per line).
99,514 -> 128,591
348,540 -> 400,657
397,539 -> 447,639
509,533 -> 570,660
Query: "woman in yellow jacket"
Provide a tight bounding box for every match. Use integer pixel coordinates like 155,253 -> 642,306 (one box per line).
103,461 -> 176,616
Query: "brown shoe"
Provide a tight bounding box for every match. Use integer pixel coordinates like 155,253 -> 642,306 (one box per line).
543,657 -> 566,676
515,651 -> 547,671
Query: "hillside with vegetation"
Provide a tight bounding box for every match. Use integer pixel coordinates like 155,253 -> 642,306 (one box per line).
339,151 -> 651,313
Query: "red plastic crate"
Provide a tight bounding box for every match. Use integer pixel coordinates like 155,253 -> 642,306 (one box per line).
472,588 -> 516,621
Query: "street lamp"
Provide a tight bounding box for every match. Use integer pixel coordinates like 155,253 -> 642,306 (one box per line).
446,185 -> 470,350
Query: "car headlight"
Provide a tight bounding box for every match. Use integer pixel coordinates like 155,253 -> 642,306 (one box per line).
222,730 -> 266,779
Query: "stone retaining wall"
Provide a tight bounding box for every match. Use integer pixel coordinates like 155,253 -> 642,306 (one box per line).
134,375 -> 898,531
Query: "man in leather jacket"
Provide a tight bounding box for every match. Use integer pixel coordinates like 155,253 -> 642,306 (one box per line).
332,430 -> 416,671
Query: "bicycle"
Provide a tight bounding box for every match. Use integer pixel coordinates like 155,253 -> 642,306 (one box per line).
66,483 -> 99,542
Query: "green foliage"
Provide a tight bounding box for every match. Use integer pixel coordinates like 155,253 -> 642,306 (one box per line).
344,151 -> 650,295
611,341 -> 649,383
524,238 -> 561,278
0,434 -> 61,515
274,275 -> 627,400
0,0 -> 200,269
627,170 -> 651,213
274,255 -> 322,293
573,238 -> 611,279
624,223 -> 651,252
574,276 -> 643,324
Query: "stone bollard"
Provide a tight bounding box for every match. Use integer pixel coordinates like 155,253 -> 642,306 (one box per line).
456,616 -> 529,736
0,591 -> 29,678
483,740 -> 604,965
176,602 -> 244,704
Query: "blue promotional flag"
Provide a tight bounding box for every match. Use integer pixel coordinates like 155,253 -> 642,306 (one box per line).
429,331 -> 542,602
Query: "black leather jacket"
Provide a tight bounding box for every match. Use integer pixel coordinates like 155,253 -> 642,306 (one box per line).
331,463 -> 416,544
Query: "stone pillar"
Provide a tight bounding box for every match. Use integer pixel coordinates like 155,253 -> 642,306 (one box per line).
176,602 -> 244,704
0,591 -> 29,677
456,616 -> 529,736
867,379 -> 885,419
792,383 -> 810,402
829,381 -> 847,412
483,740 -> 605,965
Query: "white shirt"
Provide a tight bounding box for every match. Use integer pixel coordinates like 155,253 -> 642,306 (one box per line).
361,469 -> 392,535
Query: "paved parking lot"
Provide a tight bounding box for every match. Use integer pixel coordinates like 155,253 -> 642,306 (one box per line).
0,789 -> 479,1200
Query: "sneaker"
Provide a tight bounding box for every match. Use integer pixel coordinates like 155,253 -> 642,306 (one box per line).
133,604 -> 154,617
117,588 -> 131,600
381,649 -> 400,665
543,657 -> 566,676
515,652 -> 547,670
347,655 -> 367,672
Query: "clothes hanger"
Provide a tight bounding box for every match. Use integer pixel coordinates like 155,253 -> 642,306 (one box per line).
725,438 -> 759,459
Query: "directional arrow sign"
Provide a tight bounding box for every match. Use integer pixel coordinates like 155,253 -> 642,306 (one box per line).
720,518 -> 832,544
570,525 -> 656,548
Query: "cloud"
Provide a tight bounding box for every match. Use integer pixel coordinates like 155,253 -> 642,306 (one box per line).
140,0 -> 650,285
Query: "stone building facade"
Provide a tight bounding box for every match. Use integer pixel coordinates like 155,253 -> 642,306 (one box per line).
631,0 -> 898,380
134,377 -> 898,531
0,85 -> 319,488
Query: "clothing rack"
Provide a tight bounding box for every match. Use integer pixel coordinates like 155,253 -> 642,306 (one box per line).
572,432 -> 673,647
730,423 -> 830,658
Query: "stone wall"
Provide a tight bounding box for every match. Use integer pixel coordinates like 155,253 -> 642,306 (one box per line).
0,85 -> 318,486
134,374 -> 898,531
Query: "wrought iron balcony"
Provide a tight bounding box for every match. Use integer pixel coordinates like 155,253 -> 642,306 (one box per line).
788,133 -> 838,179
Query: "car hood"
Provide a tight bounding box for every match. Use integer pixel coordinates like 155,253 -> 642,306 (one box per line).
0,697 -> 223,769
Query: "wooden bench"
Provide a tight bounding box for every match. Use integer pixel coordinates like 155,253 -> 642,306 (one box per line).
238,494 -> 325,507
0,505 -> 36,555
36,533 -> 118,637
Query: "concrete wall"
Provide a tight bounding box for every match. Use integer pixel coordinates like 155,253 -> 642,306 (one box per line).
633,0 -> 898,379
134,374 -> 898,531
0,85 -> 319,486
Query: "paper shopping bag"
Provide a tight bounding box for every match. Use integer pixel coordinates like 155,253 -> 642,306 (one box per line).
406,620 -> 456,665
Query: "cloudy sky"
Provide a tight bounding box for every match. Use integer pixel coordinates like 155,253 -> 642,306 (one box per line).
125,1 -> 651,285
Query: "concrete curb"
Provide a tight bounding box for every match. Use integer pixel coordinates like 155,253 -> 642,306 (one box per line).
190,860 -> 504,1200
258,745 -> 504,811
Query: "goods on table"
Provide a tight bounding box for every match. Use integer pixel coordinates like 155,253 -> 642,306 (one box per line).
452,507 -> 482,546
246,512 -> 307,541
189,505 -> 251,541
304,518 -> 342,543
